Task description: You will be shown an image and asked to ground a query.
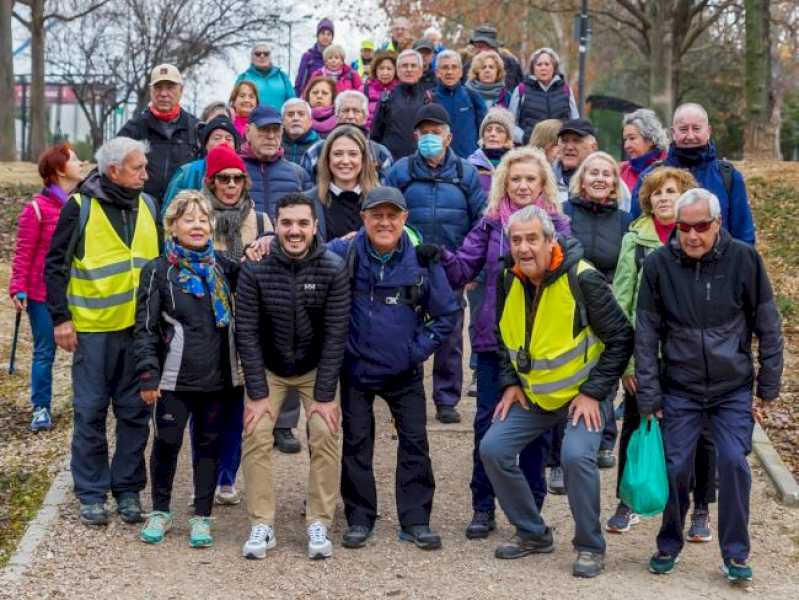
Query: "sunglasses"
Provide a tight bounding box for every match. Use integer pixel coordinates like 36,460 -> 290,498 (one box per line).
676,219 -> 715,233
214,173 -> 245,185
253,51 -> 270,57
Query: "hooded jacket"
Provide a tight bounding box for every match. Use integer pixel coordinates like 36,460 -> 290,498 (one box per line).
294,44 -> 326,96
310,63 -> 362,93
235,65 -> 295,112
635,229 -> 783,415
161,158 -> 206,215
433,82 -> 487,158
364,78 -> 398,129
241,147 -> 312,220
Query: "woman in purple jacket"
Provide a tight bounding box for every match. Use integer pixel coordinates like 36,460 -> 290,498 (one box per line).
294,18 -> 335,96
440,146 -> 570,540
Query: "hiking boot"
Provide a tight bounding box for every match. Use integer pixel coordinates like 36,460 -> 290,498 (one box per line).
79,503 -> 109,526
242,523 -> 276,559
687,508 -> 713,542
435,405 -> 461,424
214,485 -> 241,505
30,407 -> 52,432
399,525 -> 442,550
465,511 -> 496,539
307,520 -> 333,560
274,428 -> 301,454
606,503 -> 640,533
342,525 -> 373,549
495,528 -> 554,559
548,466 -> 566,495
597,449 -> 616,469
722,558 -> 753,584
116,495 -> 144,524
649,551 -> 680,575
140,511 -> 173,544
573,551 -> 605,578
188,516 -> 213,548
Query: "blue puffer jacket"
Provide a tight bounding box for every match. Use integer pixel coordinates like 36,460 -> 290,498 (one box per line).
242,150 -> 312,220
433,83 -> 487,158
630,142 -> 755,245
235,65 -> 295,113
328,229 -> 460,387
161,158 -> 206,216
385,150 -> 486,250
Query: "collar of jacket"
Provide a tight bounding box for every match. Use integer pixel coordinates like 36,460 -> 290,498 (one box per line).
270,234 -> 326,266
526,73 -> 563,92
667,226 -> 730,265
284,128 -> 319,145
412,147 -> 458,173
569,196 -> 619,214
667,141 -> 718,167
436,82 -> 462,95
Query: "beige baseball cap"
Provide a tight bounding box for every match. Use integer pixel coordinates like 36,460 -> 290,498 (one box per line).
150,63 -> 183,86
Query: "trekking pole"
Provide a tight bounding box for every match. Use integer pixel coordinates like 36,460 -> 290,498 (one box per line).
8,310 -> 22,375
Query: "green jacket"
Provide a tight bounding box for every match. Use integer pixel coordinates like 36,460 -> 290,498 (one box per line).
612,215 -> 662,377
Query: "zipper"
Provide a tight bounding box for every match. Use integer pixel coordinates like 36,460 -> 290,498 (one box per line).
695,260 -> 710,393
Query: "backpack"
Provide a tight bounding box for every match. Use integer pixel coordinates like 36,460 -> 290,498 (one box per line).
649,159 -> 734,200
397,155 -> 472,198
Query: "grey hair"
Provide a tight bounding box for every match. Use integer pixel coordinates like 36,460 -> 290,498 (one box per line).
675,188 -> 721,220
95,137 -> 149,175
281,98 -> 312,117
530,47 -> 561,72
673,102 -> 709,125
414,123 -> 451,135
436,49 -> 462,68
335,90 -> 368,116
623,108 -> 668,150
397,48 -> 423,67
504,204 -> 556,240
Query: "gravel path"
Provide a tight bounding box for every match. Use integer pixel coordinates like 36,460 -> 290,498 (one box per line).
2,361 -> 798,600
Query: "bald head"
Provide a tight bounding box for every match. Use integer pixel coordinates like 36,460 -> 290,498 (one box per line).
672,102 -> 711,148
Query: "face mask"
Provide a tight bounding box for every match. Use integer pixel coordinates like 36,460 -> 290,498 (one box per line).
418,133 -> 445,159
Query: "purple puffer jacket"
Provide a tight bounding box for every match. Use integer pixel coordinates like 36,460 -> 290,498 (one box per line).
467,149 -> 493,195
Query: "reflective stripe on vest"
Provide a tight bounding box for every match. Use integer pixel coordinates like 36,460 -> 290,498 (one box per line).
66,195 -> 159,332
498,260 -> 604,411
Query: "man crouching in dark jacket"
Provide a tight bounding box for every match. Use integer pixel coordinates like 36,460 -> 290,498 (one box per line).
326,186 -> 460,551
235,192 -> 350,561
635,189 -> 783,584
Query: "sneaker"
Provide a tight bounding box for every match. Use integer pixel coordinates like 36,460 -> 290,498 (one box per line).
495,527 -> 554,559
342,525 -> 373,549
649,551 -> 680,575
214,485 -> 241,505
79,503 -> 109,526
467,376 -> 478,397
30,407 -> 52,432
597,449 -> 616,469
188,516 -> 213,548
399,525 -> 442,550
307,520 -> 333,560
116,495 -> 144,524
687,508 -> 713,542
573,551 -> 605,578
606,503 -> 640,533
465,511 -> 496,539
274,428 -> 301,454
722,558 -> 753,584
548,466 -> 566,495
140,511 -> 173,544
242,523 -> 276,559
435,406 -> 461,424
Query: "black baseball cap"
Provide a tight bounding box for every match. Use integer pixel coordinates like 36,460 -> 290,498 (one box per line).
558,118 -> 595,138
413,39 -> 435,53
414,103 -> 450,129
361,186 -> 407,211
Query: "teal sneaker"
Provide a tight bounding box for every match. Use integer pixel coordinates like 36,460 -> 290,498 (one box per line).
649,551 -> 679,575
722,558 -> 753,584
140,511 -> 173,544
189,516 -> 213,548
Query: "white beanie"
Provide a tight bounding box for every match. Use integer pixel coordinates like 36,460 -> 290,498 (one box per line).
480,107 -> 515,139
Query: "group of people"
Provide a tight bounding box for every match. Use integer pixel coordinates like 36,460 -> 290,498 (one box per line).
8,16 -> 783,585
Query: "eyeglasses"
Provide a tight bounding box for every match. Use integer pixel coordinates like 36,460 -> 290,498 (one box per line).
214,173 -> 245,185
253,51 -> 270,58
676,220 -> 715,233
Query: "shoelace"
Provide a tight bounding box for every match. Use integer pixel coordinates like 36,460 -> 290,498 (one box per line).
189,516 -> 212,535
308,522 -> 327,545
145,512 -> 169,529
250,524 -> 271,544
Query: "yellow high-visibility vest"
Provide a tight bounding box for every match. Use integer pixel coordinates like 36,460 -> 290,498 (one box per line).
66,195 -> 159,332
498,260 -> 604,411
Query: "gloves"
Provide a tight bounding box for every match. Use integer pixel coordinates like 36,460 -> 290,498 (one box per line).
415,244 -> 441,266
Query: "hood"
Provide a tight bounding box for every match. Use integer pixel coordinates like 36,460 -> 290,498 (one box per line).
568,196 -> 619,214
468,149 -> 493,170
628,215 -> 662,247
667,225 -> 732,266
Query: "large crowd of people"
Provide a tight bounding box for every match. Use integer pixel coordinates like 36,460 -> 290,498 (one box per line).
8,16 -> 784,585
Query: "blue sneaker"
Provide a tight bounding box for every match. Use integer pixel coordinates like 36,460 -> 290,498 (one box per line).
722,558 -> 753,584
189,516 -> 213,548
649,551 -> 679,575
140,511 -> 173,544
30,407 -> 52,432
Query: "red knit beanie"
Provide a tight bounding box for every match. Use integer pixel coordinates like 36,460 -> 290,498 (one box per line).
205,144 -> 246,183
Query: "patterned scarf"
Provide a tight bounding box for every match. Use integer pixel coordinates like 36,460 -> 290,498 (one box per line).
165,238 -> 231,328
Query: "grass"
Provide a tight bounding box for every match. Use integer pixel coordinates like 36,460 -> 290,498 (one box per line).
0,468 -> 52,567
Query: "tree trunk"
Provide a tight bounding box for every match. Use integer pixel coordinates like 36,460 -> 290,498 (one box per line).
28,0 -> 47,162
744,0 -> 780,160
0,0 -> 16,161
647,1 -> 674,123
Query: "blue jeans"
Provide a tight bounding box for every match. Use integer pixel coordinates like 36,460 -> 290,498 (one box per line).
466,276 -> 486,372
27,301 -> 55,410
217,386 -> 244,487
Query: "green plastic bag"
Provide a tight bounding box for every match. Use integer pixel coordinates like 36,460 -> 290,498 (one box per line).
619,418 -> 669,517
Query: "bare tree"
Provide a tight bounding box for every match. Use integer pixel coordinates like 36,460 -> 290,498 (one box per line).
743,0 -> 779,158
0,0 -> 15,160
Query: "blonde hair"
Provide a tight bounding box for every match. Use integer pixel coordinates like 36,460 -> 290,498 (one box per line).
323,44 -> 346,62
569,151 -> 623,202
316,125 -> 378,204
468,50 -> 505,84
529,119 -> 562,152
163,190 -> 214,234
487,147 -> 561,217
638,166 -> 698,215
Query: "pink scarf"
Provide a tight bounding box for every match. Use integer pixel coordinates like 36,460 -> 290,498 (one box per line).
311,105 -> 337,135
497,194 -> 556,227
233,114 -> 249,137
322,66 -> 343,81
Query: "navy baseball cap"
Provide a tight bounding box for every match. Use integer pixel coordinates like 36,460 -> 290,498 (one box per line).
414,103 -> 450,129
249,106 -> 282,128
361,186 -> 407,211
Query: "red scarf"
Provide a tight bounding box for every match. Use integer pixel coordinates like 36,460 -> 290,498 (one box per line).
654,218 -> 676,245
149,102 -> 181,122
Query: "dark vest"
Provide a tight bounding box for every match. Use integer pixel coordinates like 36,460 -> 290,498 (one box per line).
518,76 -> 571,144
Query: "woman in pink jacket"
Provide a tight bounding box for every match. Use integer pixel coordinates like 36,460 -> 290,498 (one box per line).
9,143 -> 83,432
310,44 -> 362,94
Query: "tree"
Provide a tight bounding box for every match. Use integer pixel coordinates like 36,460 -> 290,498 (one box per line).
0,0 -> 15,160
743,0 -> 779,158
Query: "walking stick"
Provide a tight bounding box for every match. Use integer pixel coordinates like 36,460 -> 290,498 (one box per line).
8,310 -> 22,375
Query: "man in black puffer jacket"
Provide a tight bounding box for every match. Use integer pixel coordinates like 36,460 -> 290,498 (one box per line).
235,193 -> 350,562
636,189 -> 783,583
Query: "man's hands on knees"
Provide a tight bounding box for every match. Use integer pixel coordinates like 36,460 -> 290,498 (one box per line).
244,397 -> 275,434
54,321 -> 78,352
493,385 -> 528,422
140,389 -> 161,405
307,401 -> 341,434
569,393 -> 602,431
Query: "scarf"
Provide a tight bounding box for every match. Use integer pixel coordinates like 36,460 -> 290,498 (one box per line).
465,79 -> 505,104
311,105 -> 337,135
99,174 -> 140,209
45,183 -> 68,205
672,143 -> 710,167
322,66 -> 343,81
497,193 -> 555,228
204,187 -> 253,261
483,147 -> 509,166
149,102 -> 181,123
165,238 -> 231,328
628,148 -> 663,175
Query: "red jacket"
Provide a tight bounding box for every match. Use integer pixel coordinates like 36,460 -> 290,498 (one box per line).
10,188 -> 66,303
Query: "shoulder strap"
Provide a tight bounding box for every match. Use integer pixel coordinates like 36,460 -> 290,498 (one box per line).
567,263 -> 588,330
718,159 -> 734,199
502,267 -> 515,297
635,243 -> 648,271
256,212 -> 265,237
141,193 -> 158,222
345,240 -> 358,281
30,199 -> 42,222
424,89 -> 433,104
64,193 -> 92,268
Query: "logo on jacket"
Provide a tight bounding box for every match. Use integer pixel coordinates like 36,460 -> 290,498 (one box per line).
304,283 -> 316,291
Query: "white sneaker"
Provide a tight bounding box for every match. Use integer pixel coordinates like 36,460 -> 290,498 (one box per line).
307,520 -> 333,560
242,523 -> 276,559
214,485 -> 241,505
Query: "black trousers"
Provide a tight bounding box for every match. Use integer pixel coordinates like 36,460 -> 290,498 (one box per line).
150,390 -> 225,517
340,369 -> 435,529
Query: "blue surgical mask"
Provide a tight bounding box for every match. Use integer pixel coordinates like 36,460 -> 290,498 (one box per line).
418,133 -> 445,159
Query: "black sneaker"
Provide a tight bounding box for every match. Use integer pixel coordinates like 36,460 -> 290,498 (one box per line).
597,449 -> 616,469
573,551 -> 605,578
342,525 -> 373,549
117,495 -> 144,524
548,466 -> 566,495
399,525 -> 442,550
687,508 -> 713,542
465,511 -> 496,539
80,503 -> 109,526
495,527 -> 554,559
435,406 -> 461,424
274,428 -> 301,454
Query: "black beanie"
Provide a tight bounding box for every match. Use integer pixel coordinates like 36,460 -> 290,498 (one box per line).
200,115 -> 240,154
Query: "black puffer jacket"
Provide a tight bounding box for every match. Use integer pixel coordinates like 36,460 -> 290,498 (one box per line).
497,237 -> 634,403
635,229 -> 784,414
371,82 -> 432,159
235,237 -> 350,402
564,197 -> 633,282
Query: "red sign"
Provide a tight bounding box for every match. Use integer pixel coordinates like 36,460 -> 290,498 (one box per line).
14,84 -> 78,104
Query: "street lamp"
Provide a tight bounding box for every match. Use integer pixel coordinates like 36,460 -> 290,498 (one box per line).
575,0 -> 592,114
277,13 -> 314,76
